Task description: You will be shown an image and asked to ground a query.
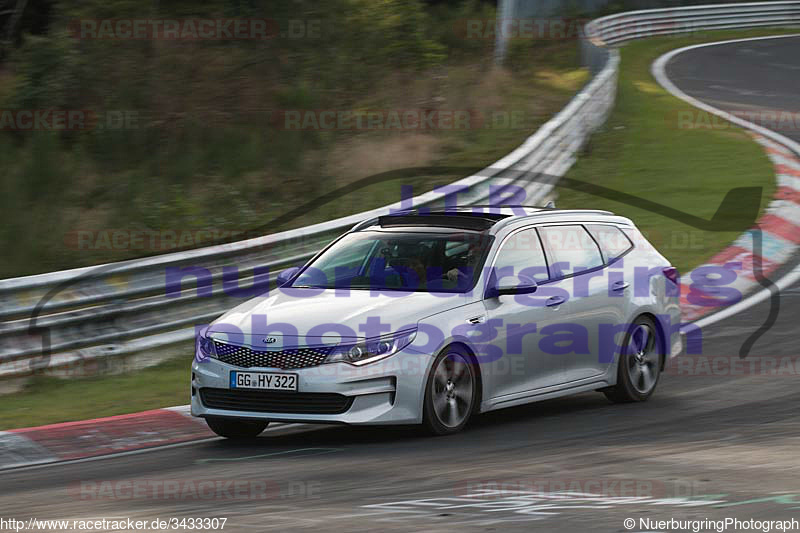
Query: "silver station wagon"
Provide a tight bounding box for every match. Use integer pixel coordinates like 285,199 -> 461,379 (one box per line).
191,206 -> 682,437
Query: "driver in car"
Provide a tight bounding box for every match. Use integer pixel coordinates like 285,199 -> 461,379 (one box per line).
445,242 -> 482,283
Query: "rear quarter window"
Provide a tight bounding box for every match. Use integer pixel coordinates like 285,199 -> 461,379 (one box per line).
586,224 -> 634,264
538,225 -> 604,278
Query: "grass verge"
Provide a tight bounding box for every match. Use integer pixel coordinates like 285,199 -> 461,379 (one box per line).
0,348 -> 193,430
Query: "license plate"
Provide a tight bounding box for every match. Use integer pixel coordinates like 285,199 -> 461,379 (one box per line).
230,371 -> 298,391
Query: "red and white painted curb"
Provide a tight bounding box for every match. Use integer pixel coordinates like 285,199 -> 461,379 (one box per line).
0,406 -> 213,470
651,35 -> 800,325
680,134 -> 800,322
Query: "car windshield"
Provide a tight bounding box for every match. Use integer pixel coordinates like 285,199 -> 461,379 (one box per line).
290,230 -> 493,293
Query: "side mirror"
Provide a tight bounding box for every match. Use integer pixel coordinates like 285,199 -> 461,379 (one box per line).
276,266 -> 301,287
486,275 -> 538,299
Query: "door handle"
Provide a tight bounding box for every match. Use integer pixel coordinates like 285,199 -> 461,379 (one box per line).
467,315 -> 486,324
611,281 -> 630,292
546,296 -> 566,307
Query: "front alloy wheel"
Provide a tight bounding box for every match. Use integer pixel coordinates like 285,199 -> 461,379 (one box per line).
423,348 -> 477,435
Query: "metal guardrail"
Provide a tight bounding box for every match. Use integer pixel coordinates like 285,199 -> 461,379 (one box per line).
0,49 -> 619,378
2,1 -> 798,379
581,1 -> 800,73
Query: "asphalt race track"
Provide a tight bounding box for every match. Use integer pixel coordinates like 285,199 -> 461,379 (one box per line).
2,36 -> 800,532
665,36 -> 800,359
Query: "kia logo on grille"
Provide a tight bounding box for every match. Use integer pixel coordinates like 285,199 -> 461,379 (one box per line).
263,337 -> 277,344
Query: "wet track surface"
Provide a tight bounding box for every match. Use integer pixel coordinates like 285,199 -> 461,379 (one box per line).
2,36 -> 800,531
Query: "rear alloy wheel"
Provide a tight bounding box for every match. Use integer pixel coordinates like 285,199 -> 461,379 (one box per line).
206,416 -> 269,440
603,316 -> 662,403
423,348 -> 477,435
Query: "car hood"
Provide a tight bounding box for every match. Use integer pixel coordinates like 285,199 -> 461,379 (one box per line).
208,288 -> 473,345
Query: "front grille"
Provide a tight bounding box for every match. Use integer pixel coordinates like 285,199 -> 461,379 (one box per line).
213,341 -> 333,369
200,388 -> 353,414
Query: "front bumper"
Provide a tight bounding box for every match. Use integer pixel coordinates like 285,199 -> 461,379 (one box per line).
190,347 -> 433,425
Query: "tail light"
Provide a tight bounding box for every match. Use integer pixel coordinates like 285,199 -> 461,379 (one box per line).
663,266 -> 679,285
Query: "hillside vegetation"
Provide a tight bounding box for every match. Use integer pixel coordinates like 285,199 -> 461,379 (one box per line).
0,0 -> 587,277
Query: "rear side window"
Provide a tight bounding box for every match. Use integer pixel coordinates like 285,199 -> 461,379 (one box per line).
587,224 -> 633,264
494,228 -> 549,283
538,225 -> 603,278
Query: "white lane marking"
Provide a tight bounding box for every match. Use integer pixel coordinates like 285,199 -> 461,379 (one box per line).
336,489 -> 728,525
754,135 -> 796,155
196,447 -> 342,464
651,34 -> 800,329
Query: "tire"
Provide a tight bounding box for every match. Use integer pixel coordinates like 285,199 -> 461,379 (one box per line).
603,316 -> 663,404
422,346 -> 478,435
206,416 -> 269,439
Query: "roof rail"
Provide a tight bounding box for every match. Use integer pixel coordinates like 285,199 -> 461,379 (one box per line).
535,209 -> 615,216
383,205 -> 615,217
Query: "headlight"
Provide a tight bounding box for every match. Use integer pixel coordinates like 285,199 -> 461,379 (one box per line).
324,328 -> 416,366
196,330 -> 217,361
